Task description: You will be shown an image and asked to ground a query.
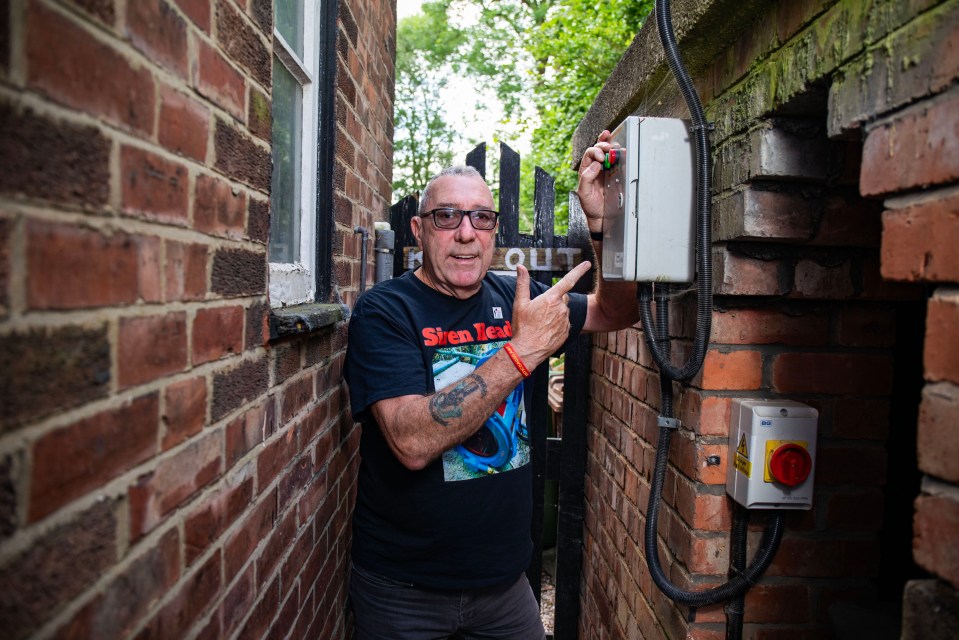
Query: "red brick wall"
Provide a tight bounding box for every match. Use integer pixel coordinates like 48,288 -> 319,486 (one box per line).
578,1 -> 956,638
0,0 -> 394,638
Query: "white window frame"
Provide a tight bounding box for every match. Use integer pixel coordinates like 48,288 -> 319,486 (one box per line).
269,0 -> 321,307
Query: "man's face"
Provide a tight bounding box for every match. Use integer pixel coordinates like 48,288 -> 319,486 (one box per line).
411,174 -> 497,299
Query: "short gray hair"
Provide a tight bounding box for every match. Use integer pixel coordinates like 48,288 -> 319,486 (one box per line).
418,166 -> 485,214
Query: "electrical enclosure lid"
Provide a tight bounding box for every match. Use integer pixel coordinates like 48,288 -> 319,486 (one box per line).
601,116 -> 696,283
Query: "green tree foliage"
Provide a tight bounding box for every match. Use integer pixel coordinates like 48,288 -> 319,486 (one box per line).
393,0 -> 653,230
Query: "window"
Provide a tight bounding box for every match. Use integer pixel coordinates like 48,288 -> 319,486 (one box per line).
269,0 -> 334,306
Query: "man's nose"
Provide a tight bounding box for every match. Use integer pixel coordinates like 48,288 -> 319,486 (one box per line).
454,217 -> 478,241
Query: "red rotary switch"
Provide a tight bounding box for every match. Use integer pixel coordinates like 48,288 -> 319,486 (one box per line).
768,443 -> 812,487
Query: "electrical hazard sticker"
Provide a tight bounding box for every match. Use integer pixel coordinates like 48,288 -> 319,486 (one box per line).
734,433 -> 751,477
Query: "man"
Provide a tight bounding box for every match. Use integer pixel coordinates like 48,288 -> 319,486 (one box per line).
345,131 -> 636,639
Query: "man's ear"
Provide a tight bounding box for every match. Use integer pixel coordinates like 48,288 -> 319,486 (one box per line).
410,215 -> 422,247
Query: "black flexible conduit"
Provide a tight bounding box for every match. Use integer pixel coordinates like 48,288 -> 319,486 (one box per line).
640,0 -> 785,626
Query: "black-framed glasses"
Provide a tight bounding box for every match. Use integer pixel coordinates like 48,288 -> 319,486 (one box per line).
421,208 -> 499,230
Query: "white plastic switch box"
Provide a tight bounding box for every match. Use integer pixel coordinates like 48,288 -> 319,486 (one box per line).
726,399 -> 818,510
601,116 -> 696,283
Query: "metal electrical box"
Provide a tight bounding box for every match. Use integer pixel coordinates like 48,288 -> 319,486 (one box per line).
601,116 -> 696,283
726,399 -> 818,510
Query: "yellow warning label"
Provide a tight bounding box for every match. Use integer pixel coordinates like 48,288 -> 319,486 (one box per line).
734,433 -> 751,477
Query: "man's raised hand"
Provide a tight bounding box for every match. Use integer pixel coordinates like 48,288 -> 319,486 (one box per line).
510,261 -> 592,368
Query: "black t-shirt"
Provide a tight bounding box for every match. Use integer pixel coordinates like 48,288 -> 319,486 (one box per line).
344,270 -> 587,589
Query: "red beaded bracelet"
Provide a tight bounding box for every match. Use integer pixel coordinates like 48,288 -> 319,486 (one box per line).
503,343 -> 531,378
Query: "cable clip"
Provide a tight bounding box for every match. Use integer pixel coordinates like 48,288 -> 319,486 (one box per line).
688,121 -> 715,133
657,416 -> 681,430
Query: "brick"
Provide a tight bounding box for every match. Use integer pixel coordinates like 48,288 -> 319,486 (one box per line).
832,396 -> 890,439
247,197 -> 270,244
173,0 -> 210,32
211,247 -> 267,296
792,258 -> 855,299
256,508 -> 297,584
0,103 -> 110,206
258,430 -> 297,489
837,304 -> 896,348
712,246 -> 783,296
118,312 -> 188,388
0,453 -> 14,537
27,2 -> 155,135
249,0 -> 272,34
27,222 -> 146,309
185,470 -> 254,565
136,552 -> 222,639
165,240 -> 208,302
136,235 -> 163,303
861,86 -> 959,196
825,488 -> 885,531
129,431 -> 223,539
195,38 -> 245,121
226,401 -> 274,466
127,0 -> 189,79
881,192 -> 959,282
902,579 -> 959,640
913,493 -> 959,587
225,492 -> 276,581
281,375 -> 314,423
699,349 -> 762,391
274,342 -> 302,383
749,125 -> 836,182
221,566 -> 254,638
715,187 -> 817,242
216,0 -> 270,86
236,576 -> 279,640
56,528 -> 179,640
194,173 -> 247,238
768,537 -> 880,578
815,445 -> 887,487
248,85 -> 271,142
214,119 -> 271,191
710,307 -> 828,346
159,85 -> 210,161
121,145 -> 190,225
193,305 -> 244,364
814,191 -> 883,246
212,356 -> 269,420
772,352 -> 894,395
0,324 -> 110,433
0,216 -> 7,318
30,394 -> 158,521
0,500 -> 116,638
925,290 -> 959,385
246,299 -> 269,349
917,382 -> 959,483
743,584 -> 811,623
162,376 -> 208,450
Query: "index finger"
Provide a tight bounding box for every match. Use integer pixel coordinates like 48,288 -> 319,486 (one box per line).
550,260 -> 592,296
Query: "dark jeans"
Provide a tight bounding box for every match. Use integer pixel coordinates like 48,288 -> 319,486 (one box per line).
349,563 -> 546,640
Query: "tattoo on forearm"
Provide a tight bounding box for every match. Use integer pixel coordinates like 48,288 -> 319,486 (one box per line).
429,374 -> 488,427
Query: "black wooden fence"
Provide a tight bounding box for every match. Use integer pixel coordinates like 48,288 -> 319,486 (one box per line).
389,143 -> 592,640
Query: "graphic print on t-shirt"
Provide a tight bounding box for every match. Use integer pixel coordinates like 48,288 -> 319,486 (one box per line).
432,341 -> 531,481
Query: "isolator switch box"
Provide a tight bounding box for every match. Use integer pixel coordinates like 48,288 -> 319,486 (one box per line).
601,116 -> 696,283
726,399 -> 818,510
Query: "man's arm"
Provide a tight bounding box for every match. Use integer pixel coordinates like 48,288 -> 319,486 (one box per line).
371,261 -> 592,470
576,130 -> 641,334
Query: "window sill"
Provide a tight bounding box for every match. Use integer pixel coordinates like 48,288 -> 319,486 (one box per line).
269,303 -> 346,340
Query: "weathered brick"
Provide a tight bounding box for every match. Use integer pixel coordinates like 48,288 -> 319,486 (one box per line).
743,584 -> 811,623
772,352 -> 894,395
27,2 -> 155,135
832,396 -> 890,440
245,299 -> 269,349
127,0 -> 189,79
195,38 -> 245,121
56,528 -> 179,640
225,492 -> 276,581
220,565 -> 254,638
815,445 -> 888,487
925,290 -> 959,385
194,173 -> 247,238
185,469 -> 253,565
715,186 -> 818,242
159,85 -> 210,162
917,382 -> 959,483
247,196 -> 270,244
881,191 -> 959,282
837,304 -> 896,348
792,258 -> 855,299
710,307 -> 828,346
0,103 -> 110,207
162,376 -> 208,450
193,304 -> 244,364
118,312 -> 188,388
913,493 -> 959,587
172,0 -> 210,32
861,86 -> 959,196
27,222 -> 149,309
129,430 -> 222,539
216,0 -> 270,86
698,349 -> 762,391
281,375 -> 314,424
0,453 -> 15,538
136,552 -> 222,639
249,0 -> 272,34
712,246 -> 784,296
0,324 -> 110,433
30,394 -> 157,521
213,119 -> 271,191
0,500 -> 116,638
226,400 -> 274,466
121,145 -> 190,225
768,537 -> 880,578
256,508 -> 297,589
236,575 -> 279,640
212,356 -> 269,420
211,247 -> 266,297
273,342 -> 302,383
257,429 -> 297,490
902,579 -> 959,639
825,488 -> 885,531
813,191 -> 883,247
749,124 -> 836,182
165,240 -> 208,302
248,85 -> 271,142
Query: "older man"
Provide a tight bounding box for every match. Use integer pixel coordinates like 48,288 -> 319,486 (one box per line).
345,132 -> 636,639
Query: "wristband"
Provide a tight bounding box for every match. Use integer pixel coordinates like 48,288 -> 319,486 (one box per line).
590,230 -> 603,242
502,343 -> 531,378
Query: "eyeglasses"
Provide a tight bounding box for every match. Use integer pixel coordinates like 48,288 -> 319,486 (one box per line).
421,208 -> 499,231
